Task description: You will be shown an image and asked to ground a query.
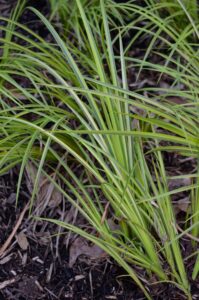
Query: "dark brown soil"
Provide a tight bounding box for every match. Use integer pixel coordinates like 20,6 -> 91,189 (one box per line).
1,175 -> 199,300
0,171 -> 144,300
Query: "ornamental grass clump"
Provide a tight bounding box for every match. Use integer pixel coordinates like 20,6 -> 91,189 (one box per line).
0,0 -> 199,299
146,0 -> 198,32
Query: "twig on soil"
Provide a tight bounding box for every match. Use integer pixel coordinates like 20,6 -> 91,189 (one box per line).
44,287 -> 60,299
176,223 -> 199,242
0,201 -> 29,257
101,202 -> 110,225
0,278 -> 16,290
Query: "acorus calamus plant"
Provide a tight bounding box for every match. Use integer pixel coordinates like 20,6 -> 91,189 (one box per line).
0,0 -> 199,299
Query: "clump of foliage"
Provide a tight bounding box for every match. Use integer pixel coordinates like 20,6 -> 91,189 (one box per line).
0,0 -> 199,299
147,0 -> 199,39
49,0 -> 130,42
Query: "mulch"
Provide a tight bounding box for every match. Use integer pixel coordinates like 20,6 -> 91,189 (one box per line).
0,171 -> 144,300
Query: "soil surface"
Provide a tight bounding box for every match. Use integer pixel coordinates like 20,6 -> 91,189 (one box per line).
1,168 -> 199,300
0,171 -> 144,300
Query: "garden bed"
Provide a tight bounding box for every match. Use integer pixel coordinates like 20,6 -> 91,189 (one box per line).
0,1 -> 199,299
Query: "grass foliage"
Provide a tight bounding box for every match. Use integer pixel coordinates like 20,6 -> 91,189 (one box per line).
0,0 -> 199,298
147,0 -> 199,40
